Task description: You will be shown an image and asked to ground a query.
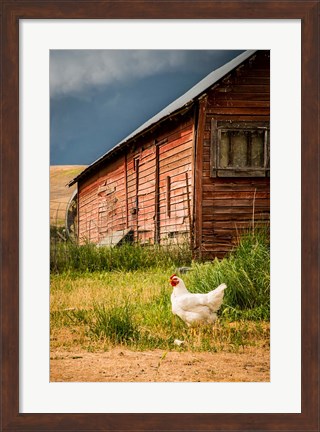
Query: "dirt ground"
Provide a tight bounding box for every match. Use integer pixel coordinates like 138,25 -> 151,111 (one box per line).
50,346 -> 269,382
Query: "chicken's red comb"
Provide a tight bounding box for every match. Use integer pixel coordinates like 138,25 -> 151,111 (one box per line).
170,274 -> 176,279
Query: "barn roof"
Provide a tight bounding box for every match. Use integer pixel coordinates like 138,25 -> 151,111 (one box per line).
69,50 -> 257,186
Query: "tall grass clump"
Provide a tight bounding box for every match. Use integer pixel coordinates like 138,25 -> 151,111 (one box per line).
185,228 -> 270,320
89,303 -> 140,344
86,296 -> 182,349
50,241 -> 192,273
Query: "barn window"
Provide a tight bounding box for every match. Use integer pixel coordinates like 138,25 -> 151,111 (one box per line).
211,120 -> 270,177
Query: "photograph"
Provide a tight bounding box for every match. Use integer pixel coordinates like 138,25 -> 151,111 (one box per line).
50,49 -> 270,383
1,1 -> 318,429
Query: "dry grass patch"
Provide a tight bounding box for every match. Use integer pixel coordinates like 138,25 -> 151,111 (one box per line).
50,165 -> 86,225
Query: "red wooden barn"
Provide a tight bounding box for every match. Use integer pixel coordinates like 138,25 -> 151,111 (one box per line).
69,50 -> 270,259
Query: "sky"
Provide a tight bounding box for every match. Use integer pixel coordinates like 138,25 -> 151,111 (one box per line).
50,50 -> 243,166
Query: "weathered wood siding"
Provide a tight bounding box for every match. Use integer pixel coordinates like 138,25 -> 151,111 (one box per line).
197,51 -> 270,258
78,156 -> 127,243
158,118 -> 194,244
78,114 -> 194,245
126,136 -> 156,244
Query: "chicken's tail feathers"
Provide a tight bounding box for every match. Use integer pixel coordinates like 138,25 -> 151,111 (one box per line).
208,283 -> 227,312
216,283 -> 227,291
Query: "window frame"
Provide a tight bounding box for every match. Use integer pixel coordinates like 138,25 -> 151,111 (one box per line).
210,119 -> 270,178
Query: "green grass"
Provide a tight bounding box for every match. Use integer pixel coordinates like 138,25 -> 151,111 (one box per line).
50,229 -> 270,352
183,229 -> 270,320
89,303 -> 139,344
50,240 -> 192,273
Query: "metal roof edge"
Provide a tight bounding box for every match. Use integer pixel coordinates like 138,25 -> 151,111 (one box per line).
68,103 -> 194,187
69,49 -> 257,187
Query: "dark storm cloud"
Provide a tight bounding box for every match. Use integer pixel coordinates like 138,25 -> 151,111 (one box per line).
50,50 -> 243,165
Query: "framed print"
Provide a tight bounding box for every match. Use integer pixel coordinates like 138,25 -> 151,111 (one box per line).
1,1 -> 319,431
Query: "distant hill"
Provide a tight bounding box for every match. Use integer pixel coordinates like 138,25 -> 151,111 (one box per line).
50,165 -> 86,226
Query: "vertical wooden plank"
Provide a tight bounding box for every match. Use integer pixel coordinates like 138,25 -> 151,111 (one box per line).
194,96 -> 207,259
124,152 -> 128,229
135,157 -> 140,237
185,171 -> 193,248
166,175 -> 171,218
190,110 -> 197,245
227,131 -> 233,166
210,119 -> 217,177
246,132 -> 252,166
154,143 -> 160,243
77,183 -> 80,241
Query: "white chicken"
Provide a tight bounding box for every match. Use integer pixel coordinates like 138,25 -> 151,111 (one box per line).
169,274 -> 227,326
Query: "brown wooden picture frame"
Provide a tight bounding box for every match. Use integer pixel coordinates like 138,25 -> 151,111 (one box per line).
1,1 -> 319,431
